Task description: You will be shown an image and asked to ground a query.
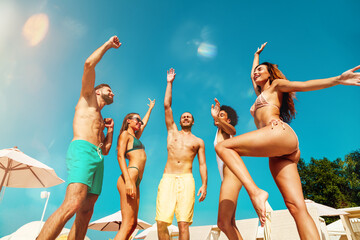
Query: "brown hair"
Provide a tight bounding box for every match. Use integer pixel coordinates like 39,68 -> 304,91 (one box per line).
95,83 -> 111,91
256,62 -> 296,123
117,113 -> 139,150
220,105 -> 238,126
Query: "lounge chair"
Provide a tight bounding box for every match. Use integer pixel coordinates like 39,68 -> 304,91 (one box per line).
266,206 -> 323,240
189,225 -> 213,239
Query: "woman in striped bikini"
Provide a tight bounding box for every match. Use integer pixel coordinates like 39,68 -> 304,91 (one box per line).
114,98 -> 155,240
215,42 -> 360,240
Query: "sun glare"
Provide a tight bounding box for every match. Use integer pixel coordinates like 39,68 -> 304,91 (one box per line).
22,13 -> 49,46
197,42 -> 217,59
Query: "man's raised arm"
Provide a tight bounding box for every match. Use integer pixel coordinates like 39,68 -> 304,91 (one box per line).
81,36 -> 121,97
164,68 -> 177,131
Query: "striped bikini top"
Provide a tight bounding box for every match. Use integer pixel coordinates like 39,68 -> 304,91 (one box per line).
250,92 -> 280,117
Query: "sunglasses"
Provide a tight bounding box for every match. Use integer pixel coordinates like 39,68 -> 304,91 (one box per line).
130,117 -> 144,125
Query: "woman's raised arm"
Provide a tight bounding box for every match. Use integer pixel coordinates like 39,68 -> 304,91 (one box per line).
251,42 -> 267,96
136,98 -> 155,139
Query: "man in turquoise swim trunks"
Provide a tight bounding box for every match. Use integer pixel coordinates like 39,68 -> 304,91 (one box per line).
37,36 -> 121,240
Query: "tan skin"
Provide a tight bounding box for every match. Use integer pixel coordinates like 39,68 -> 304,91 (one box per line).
216,42 -> 360,240
157,68 -> 207,240
211,98 -> 243,240
114,99 -> 155,240
37,36 -> 121,240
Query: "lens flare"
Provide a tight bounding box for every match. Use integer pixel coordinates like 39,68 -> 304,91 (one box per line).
197,42 -> 217,59
22,13 -> 49,46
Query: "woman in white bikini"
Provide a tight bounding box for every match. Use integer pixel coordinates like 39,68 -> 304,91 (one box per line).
114,98 -> 155,240
211,98 -> 243,240
215,42 -> 360,240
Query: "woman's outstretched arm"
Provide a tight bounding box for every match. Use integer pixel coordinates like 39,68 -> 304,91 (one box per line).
273,65 -> 360,92
136,98 -> 155,139
251,42 -> 267,96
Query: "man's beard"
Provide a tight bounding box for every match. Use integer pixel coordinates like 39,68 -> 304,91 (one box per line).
102,94 -> 113,105
180,122 -> 193,130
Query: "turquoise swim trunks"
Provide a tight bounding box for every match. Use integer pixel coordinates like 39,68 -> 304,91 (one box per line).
66,140 -> 104,195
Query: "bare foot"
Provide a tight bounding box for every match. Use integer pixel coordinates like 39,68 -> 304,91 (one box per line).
250,189 -> 268,227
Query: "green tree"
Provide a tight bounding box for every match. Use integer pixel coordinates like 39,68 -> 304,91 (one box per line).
343,150 -> 360,205
298,157 -> 351,208
298,149 -> 360,224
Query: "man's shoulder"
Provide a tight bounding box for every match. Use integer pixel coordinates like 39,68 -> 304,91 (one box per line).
167,127 -> 185,136
76,93 -> 98,109
189,133 -> 204,145
196,136 -> 205,145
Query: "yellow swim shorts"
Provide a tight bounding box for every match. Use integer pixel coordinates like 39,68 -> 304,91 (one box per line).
155,173 -> 195,225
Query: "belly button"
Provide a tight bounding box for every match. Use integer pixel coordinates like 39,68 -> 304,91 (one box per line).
177,161 -> 180,164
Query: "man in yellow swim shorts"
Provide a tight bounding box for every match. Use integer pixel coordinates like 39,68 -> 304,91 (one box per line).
156,68 -> 208,240
37,36 -> 121,240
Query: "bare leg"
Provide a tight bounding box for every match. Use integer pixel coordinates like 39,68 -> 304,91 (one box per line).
114,174 -> 140,240
37,183 -> 88,240
178,221 -> 190,240
157,221 -> 170,240
215,123 -> 298,226
269,156 -> 320,240
67,193 -> 98,240
217,166 -> 243,240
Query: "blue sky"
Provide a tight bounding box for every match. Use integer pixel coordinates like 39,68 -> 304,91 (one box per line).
0,0 -> 359,239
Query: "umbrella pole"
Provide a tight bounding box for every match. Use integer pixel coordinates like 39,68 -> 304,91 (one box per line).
0,159 -> 12,193
38,191 -> 51,235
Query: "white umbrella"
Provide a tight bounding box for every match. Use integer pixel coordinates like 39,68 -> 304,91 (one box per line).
305,199 -> 349,216
0,147 -> 64,192
327,218 -> 360,232
134,223 -> 179,239
88,211 -> 152,231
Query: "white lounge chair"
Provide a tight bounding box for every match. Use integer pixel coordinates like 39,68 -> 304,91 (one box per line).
266,206 -> 323,240
339,207 -> 360,240
144,230 -> 158,240
189,225 -> 213,239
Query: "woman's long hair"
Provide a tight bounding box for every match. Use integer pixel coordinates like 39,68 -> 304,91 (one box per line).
256,62 -> 296,123
117,113 -> 139,150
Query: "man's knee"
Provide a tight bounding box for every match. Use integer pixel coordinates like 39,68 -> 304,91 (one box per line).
62,198 -> 83,216
63,183 -> 88,213
157,221 -> 170,240
157,221 -> 168,232
178,222 -> 190,233
78,195 -> 98,217
78,205 -> 95,219
62,191 -> 91,217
